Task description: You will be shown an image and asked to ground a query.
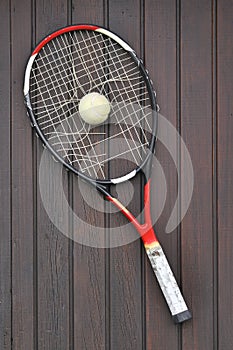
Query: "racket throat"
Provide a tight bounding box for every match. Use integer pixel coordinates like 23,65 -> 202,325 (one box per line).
106,193 -> 159,248
96,183 -> 112,198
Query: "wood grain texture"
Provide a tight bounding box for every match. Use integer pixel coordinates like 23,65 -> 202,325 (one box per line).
72,2 -> 107,349
180,0 -> 214,348
144,1 -> 181,348
11,1 -> 34,349
108,1 -> 143,349
217,0 -> 233,349
1,0 -> 233,349
0,1 -> 11,349
35,1 -> 71,349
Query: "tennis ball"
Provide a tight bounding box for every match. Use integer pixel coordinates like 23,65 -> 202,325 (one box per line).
79,92 -> 110,125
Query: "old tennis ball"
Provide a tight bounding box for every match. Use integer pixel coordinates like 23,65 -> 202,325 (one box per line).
79,92 -> 110,125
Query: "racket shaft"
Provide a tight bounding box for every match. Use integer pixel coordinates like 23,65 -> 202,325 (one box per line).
145,244 -> 192,323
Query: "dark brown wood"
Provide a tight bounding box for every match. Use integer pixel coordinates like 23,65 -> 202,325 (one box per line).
0,1 -> 11,349
144,0 -> 180,347
11,1 -> 35,349
217,1 -> 233,349
1,0 -> 233,349
180,0 -> 214,348
108,1 -> 143,349
35,1 -> 71,349
72,2 -> 107,349
72,179 -> 106,350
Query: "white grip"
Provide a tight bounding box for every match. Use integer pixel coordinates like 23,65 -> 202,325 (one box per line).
146,244 -> 191,323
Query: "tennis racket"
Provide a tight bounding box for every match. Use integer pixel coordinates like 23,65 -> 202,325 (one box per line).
23,24 -> 191,323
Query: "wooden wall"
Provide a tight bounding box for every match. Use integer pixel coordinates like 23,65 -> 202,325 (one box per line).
0,0 -> 233,349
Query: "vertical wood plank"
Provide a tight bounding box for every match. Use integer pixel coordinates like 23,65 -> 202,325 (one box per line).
108,1 -> 143,349
144,0 -> 180,347
11,0 -> 34,349
180,0 -> 214,348
3,1 -> 233,349
217,1 -> 233,349
71,2 -> 107,349
0,1 -> 11,349
35,1 -> 71,349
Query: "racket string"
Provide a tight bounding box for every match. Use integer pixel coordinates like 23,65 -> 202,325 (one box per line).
67,31 -> 106,177
45,40 -> 96,176
84,31 -> 151,170
107,40 -> 152,149
33,34 -> 105,178
29,30 -> 154,179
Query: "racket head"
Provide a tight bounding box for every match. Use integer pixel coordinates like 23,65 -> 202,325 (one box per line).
24,24 -> 158,185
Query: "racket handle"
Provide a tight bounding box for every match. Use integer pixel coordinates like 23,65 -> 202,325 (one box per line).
145,244 -> 192,323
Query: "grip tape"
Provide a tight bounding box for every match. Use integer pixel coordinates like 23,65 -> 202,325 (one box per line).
145,244 -> 192,323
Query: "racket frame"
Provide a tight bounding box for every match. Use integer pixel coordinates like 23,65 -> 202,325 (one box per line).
24,24 -> 158,187
24,24 -> 191,324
